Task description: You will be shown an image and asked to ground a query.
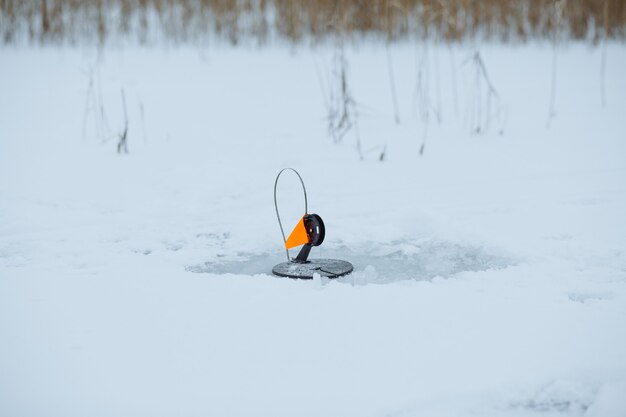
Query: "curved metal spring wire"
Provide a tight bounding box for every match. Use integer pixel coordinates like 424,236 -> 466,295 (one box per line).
274,168 -> 308,261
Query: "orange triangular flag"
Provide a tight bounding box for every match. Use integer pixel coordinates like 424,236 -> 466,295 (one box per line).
285,216 -> 310,249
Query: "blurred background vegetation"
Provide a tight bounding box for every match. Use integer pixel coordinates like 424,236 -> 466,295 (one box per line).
1,0 -> 625,45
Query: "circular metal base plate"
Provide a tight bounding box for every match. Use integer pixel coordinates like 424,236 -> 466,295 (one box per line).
272,259 -> 353,279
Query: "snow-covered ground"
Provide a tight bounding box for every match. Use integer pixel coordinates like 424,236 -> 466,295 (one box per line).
1,42 -> 625,417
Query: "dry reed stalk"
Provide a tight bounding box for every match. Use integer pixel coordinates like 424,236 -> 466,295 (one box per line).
2,0 -> 625,45
117,88 -> 129,154
547,0 -> 566,129
463,51 -> 504,135
601,0 -> 608,107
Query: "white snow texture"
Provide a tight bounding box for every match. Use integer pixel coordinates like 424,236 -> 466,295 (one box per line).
1,42 -> 625,417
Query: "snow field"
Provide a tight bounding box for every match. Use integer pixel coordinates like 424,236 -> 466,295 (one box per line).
1,42 -> 625,416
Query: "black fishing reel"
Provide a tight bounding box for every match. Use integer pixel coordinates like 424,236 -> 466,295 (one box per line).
272,168 -> 352,279
292,213 -> 325,263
